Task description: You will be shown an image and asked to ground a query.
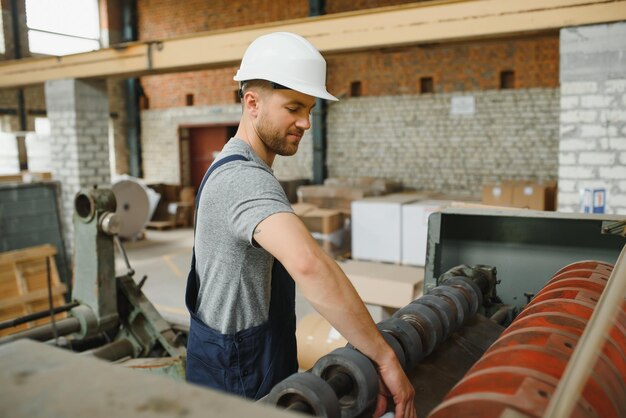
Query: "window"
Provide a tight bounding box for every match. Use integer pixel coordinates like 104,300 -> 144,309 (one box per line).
26,0 -> 100,56
350,81 -> 362,98
0,10 -> 5,54
186,94 -> 194,106
500,70 -> 515,89
420,77 -> 434,94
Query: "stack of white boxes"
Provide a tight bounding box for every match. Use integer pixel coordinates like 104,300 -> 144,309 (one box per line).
401,200 -> 452,266
352,195 -> 451,266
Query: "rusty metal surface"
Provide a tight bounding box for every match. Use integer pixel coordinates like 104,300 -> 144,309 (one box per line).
407,314 -> 504,417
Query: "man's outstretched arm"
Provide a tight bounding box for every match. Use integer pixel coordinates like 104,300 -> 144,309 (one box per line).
254,212 -> 416,418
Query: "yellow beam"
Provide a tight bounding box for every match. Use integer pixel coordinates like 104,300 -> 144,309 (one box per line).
1,0 -> 625,88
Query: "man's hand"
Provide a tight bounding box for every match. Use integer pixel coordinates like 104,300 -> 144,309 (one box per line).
372,356 -> 416,418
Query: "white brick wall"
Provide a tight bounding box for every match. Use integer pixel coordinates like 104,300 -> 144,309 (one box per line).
140,105 -> 242,184
559,22 -> 626,214
326,88 -> 559,196
45,79 -> 111,253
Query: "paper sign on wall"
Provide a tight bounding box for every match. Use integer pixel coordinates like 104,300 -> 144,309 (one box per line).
451,95 -> 475,115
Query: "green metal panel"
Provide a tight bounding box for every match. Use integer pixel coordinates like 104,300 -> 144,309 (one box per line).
0,182 -> 70,291
424,208 -> 625,308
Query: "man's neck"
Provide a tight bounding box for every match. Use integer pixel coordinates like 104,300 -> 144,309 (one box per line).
234,121 -> 275,167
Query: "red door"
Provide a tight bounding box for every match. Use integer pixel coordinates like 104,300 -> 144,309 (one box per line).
188,126 -> 232,192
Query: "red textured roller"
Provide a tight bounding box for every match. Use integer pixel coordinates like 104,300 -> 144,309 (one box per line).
553,260 -> 614,276
541,278 -> 607,295
548,269 -> 610,285
428,261 -> 626,418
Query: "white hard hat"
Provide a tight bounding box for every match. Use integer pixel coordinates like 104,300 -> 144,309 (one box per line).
234,32 -> 338,101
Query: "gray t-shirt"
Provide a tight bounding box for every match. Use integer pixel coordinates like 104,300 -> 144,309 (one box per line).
194,138 -> 293,334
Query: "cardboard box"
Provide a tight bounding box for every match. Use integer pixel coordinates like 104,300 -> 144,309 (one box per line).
512,180 -> 558,211
291,203 -> 316,217
351,193 -> 421,263
338,259 -> 424,308
512,182 -> 545,210
301,208 -> 344,235
402,200 -> 452,266
323,177 -> 402,196
279,178 -> 310,203
482,181 -> 514,207
297,185 -> 375,214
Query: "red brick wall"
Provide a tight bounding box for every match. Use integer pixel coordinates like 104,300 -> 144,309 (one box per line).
326,0 -> 430,14
327,35 -> 559,98
137,0 -> 309,40
141,67 -> 239,109
138,1 -> 559,109
141,34 -> 559,109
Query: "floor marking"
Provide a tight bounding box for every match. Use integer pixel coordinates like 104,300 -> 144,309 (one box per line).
163,255 -> 184,279
155,304 -> 188,316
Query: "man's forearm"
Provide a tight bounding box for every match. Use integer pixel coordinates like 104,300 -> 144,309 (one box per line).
294,249 -> 395,365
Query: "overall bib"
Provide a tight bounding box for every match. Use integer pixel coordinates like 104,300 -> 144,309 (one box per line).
185,154 -> 298,399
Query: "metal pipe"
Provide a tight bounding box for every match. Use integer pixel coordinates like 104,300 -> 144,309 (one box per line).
83,338 -> 136,361
0,301 -> 80,331
0,317 -> 81,345
544,245 -> 626,418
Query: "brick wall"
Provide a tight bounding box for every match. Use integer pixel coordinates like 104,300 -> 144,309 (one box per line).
326,88 -> 559,196
326,0 -> 430,14
327,35 -> 558,97
139,87 -> 559,194
141,104 -> 242,183
137,0 -> 308,40
140,34 -> 559,110
45,79 -> 111,252
558,22 -> 626,214
140,67 -> 239,109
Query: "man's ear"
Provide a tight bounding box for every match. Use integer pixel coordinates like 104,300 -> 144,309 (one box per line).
243,90 -> 261,118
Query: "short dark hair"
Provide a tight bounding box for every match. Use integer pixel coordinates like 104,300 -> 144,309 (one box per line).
239,80 -> 290,99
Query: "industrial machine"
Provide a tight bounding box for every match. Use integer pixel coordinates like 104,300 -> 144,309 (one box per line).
263,208 -> 626,417
0,186 -> 187,378
0,190 -> 624,418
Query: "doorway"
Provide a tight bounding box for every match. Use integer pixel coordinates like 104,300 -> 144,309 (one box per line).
180,124 -> 237,192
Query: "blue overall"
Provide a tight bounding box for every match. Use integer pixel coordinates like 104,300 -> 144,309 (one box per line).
185,154 -> 298,399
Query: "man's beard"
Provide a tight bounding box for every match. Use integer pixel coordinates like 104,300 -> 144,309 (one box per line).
256,112 -> 302,156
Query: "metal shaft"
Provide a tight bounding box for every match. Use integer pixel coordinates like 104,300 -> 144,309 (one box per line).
0,317 -> 81,345
0,302 -> 80,331
83,338 -> 136,361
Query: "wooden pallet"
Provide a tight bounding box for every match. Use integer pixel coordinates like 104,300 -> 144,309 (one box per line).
146,220 -> 177,230
0,244 -> 68,337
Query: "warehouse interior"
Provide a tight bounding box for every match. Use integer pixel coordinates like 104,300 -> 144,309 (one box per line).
0,0 -> 625,417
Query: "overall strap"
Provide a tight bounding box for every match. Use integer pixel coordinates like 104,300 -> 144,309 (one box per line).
194,154 -> 249,223
186,154 -> 249,313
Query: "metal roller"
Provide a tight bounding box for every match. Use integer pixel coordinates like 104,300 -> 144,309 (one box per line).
312,347 -> 380,418
553,260 -> 614,277
548,268 -> 611,284
377,318 -> 423,371
429,286 -> 469,329
393,302 -> 443,356
440,276 -> 482,316
413,294 -> 455,338
428,260 -> 626,418
266,372 -> 341,418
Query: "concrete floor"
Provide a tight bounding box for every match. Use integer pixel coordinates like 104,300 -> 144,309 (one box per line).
115,228 -> 316,329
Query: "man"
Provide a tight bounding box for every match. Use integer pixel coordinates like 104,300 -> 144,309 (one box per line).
185,32 -> 416,418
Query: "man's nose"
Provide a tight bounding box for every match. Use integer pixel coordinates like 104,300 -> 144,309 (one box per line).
295,114 -> 311,130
